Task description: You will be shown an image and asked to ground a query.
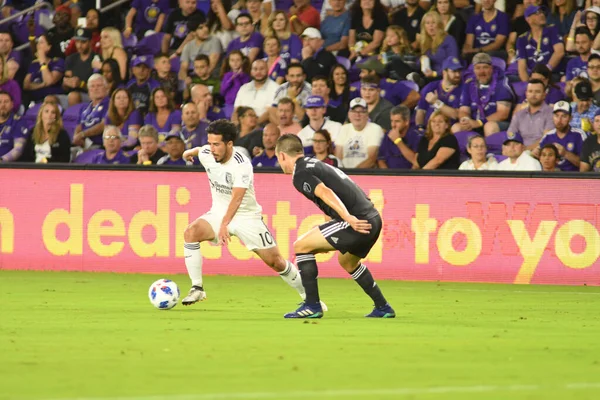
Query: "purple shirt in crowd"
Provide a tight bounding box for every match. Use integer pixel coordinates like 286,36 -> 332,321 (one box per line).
417,80 -> 463,123
539,128 -> 588,171
279,34 -> 303,61
351,78 -> 413,106
92,150 -> 131,164
515,25 -> 562,73
158,156 -> 187,166
0,114 -> 28,158
221,71 -> 251,105
131,0 -> 169,35
79,97 -> 110,146
422,35 -> 459,75
377,128 -> 421,169
546,85 -> 566,104
28,58 -> 65,101
460,77 -> 514,120
566,56 -> 588,81
8,50 -> 21,67
264,55 -> 288,82
252,152 -> 279,167
0,79 -> 21,113
104,109 -> 143,145
144,109 -> 182,142
226,32 -> 264,58
182,121 -> 209,149
466,10 -> 510,49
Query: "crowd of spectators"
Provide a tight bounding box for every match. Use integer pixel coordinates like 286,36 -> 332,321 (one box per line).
0,0 -> 598,172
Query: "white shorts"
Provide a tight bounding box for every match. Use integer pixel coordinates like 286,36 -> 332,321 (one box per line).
200,212 -> 276,251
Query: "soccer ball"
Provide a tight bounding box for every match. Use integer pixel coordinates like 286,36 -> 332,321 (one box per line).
148,279 -> 180,310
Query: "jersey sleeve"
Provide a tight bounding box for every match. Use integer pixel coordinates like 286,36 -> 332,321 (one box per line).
232,160 -> 253,189
197,145 -> 212,167
293,167 -> 323,201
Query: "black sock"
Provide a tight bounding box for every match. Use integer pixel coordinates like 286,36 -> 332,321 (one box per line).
296,253 -> 320,304
351,264 -> 387,308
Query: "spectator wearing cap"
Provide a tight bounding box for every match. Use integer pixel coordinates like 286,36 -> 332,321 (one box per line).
414,111 -> 459,169
361,75 -> 393,131
516,5 -> 565,83
126,55 -> 161,116
571,80 -> 599,133
23,34 -> 65,104
64,9 -> 101,57
181,102 -> 209,149
124,0 -> 169,41
355,60 -> 420,108
252,123 -> 281,167
144,87 -> 182,144
348,0 -> 388,61
320,0 -> 350,56
377,105 -> 420,169
0,54 -> 20,113
453,53 -> 514,137
391,0 -> 425,50
161,0 -> 206,56
62,28 -> 94,107
289,0 -> 321,36
532,101 -> 587,171
0,90 -> 27,162
46,5 -> 75,59
300,27 -> 337,82
226,14 -> 264,63
416,57 -> 463,129
270,62 -> 312,123
105,88 -> 143,150
72,74 -> 110,148
495,131 -> 542,171
298,95 -> 343,151
302,75 -> 346,124
130,125 -> 167,165
563,27 -> 593,94
334,97 -> 384,168
157,131 -> 190,166
580,109 -> 600,172
462,0 -> 510,61
91,125 -> 131,164
418,11 -> 459,80
234,59 -> 280,124
92,27 -> 128,82
180,18 -> 222,78
0,32 -> 20,80
276,97 -> 302,135
507,79 -> 554,150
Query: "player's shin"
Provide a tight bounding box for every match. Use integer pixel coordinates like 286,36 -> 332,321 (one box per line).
295,254 -> 320,305
351,263 -> 388,308
184,242 -> 203,288
279,260 -> 306,300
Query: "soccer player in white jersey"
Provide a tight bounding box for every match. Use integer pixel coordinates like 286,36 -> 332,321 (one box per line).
180,119 -> 308,306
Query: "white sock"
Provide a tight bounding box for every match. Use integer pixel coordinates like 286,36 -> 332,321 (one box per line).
184,242 -> 203,287
279,260 -> 306,300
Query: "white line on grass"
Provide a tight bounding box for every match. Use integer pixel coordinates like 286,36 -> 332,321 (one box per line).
37,382 -> 600,400
402,287 -> 600,296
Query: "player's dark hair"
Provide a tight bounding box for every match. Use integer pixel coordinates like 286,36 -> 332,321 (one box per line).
207,119 -> 238,144
276,134 -> 304,156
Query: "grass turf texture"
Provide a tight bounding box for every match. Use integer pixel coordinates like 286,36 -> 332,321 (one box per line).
1,271 -> 600,400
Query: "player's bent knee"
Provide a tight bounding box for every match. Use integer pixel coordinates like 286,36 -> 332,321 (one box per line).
184,219 -> 214,243
293,239 -> 312,255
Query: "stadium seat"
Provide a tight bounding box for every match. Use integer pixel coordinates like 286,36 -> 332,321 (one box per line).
511,81 -> 527,103
63,103 -> 86,140
23,103 -> 42,129
454,131 -> 479,162
336,56 -> 351,71
122,33 -> 138,49
136,33 -> 164,56
197,0 -> 211,14
73,149 -> 103,164
485,131 -> 507,156
170,56 -> 180,73
399,80 -> 419,93
223,104 -> 234,119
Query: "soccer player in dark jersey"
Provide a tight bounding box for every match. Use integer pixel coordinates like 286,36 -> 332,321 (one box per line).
275,134 -> 396,319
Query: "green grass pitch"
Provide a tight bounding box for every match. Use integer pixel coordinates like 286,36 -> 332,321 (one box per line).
1,270 -> 600,400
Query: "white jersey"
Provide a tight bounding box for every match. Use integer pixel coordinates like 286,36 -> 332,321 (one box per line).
198,145 -> 262,216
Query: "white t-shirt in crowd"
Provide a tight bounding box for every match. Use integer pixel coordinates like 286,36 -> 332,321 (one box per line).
495,151 -> 542,171
297,118 -> 343,148
334,122 -> 384,168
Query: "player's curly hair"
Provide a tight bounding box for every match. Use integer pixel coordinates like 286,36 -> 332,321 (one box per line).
207,119 -> 238,144
275,134 -> 304,156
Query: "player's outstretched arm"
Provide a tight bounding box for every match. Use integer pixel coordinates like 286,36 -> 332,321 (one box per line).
218,187 -> 247,245
183,147 -> 201,162
314,183 -> 371,234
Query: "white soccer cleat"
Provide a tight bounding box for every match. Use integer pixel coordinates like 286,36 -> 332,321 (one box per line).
181,286 -> 207,305
320,301 -> 329,312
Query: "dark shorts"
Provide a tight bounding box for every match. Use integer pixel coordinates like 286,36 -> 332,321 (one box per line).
319,214 -> 382,259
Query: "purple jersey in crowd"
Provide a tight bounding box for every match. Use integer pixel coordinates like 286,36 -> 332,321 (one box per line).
144,109 -> 182,142
466,10 -> 510,49
0,114 -> 28,158
181,121 -> 209,149
226,32 -> 264,58
539,128 -> 587,171
460,77 -> 514,120
221,72 -> 251,105
516,25 -> 562,73
158,156 -> 187,166
28,58 -> 65,101
279,34 -> 303,61
565,56 -> 588,81
131,0 -> 169,35
417,80 -> 464,123
104,109 -> 144,141
252,152 -> 279,167
377,128 -> 421,169
92,150 -> 131,164
79,97 -> 110,146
